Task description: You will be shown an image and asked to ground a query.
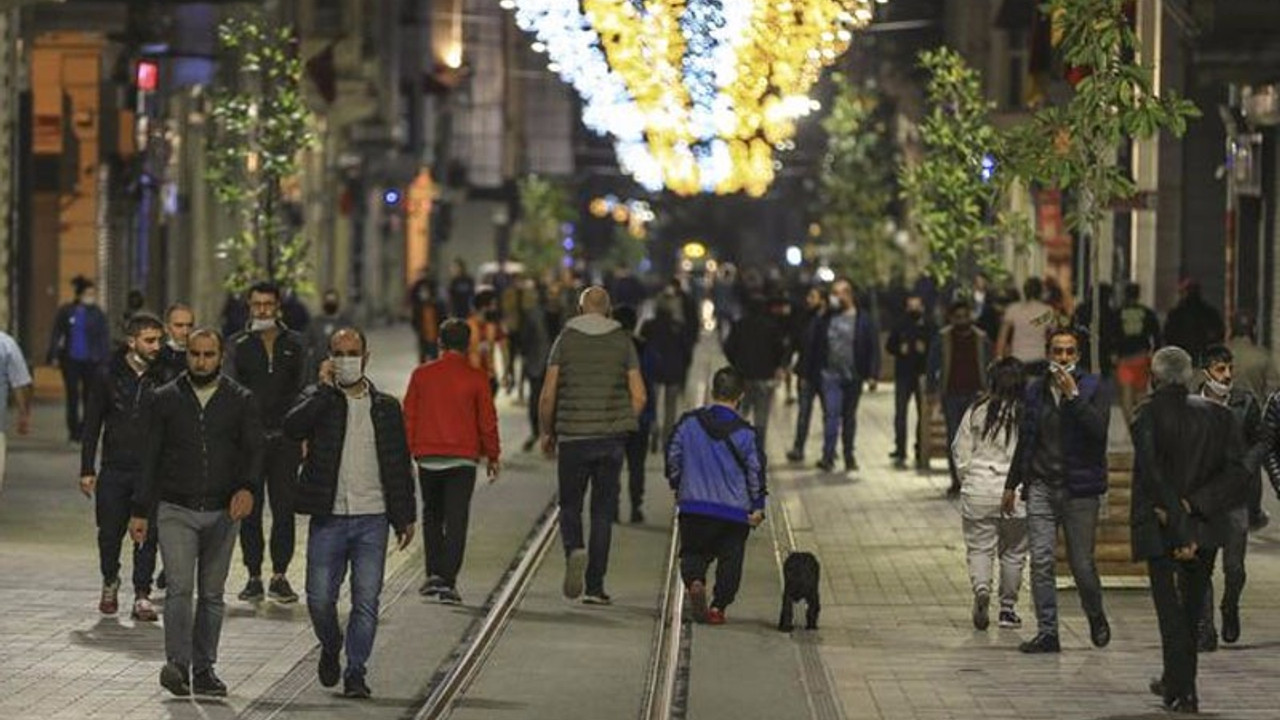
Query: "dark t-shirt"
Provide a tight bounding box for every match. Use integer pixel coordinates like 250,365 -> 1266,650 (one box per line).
948,330 -> 982,395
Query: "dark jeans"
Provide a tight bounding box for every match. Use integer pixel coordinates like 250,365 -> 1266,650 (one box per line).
158,502 -> 238,672
790,378 -> 819,456
679,514 -> 751,610
61,358 -> 96,441
1203,508 -> 1248,634
943,393 -> 977,488
419,466 -> 478,586
1027,482 -> 1105,635
95,469 -> 158,593
527,374 -> 545,438
1149,550 -> 1212,702
557,437 -> 625,594
893,374 -> 923,457
306,514 -> 388,681
240,434 -> 302,577
820,370 -> 864,463
624,420 -> 652,513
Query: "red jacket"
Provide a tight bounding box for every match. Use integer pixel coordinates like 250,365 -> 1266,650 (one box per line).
404,352 -> 500,462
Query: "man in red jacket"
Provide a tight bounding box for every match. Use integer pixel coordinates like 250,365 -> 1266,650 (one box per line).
404,319 -> 501,604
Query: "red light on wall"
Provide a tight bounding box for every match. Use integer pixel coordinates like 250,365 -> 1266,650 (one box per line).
136,60 -> 159,92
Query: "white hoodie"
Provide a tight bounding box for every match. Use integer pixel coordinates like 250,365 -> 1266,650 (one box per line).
952,400 -> 1025,518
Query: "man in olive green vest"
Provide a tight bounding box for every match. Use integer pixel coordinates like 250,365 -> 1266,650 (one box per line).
539,287 -> 647,605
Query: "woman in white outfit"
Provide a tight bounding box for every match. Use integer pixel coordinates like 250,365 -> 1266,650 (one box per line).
952,357 -> 1029,631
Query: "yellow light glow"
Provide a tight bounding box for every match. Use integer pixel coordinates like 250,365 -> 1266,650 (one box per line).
683,241 -> 708,259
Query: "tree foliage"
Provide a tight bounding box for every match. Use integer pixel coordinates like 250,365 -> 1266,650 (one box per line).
207,11 -> 316,296
817,73 -> 899,287
1004,0 -> 1199,368
899,48 -> 1030,292
511,175 -> 577,278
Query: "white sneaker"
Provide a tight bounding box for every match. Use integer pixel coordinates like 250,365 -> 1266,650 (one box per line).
131,595 -> 159,622
563,549 -> 587,599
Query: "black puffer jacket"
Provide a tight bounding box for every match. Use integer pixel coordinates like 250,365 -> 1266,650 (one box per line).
155,344 -> 187,384
283,382 -> 416,532
225,322 -> 310,430
81,350 -> 167,475
132,376 -> 264,518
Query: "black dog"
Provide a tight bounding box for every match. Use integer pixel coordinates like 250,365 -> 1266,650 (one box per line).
779,551 -> 821,632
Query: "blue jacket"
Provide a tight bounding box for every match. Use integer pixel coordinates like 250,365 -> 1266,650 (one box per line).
665,405 -> 767,524
1006,371 -> 1111,497
800,309 -> 880,383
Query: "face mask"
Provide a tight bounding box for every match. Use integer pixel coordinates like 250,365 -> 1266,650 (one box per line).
167,338 -> 186,352
189,368 -> 220,387
1051,361 -> 1077,376
322,302 -> 339,315
250,318 -> 275,332
333,356 -> 364,386
908,309 -> 923,320
1204,372 -> 1231,396
81,294 -> 97,306
127,349 -> 154,367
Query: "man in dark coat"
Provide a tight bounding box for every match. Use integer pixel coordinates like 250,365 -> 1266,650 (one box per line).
886,294 -> 933,468
806,278 -> 879,473
1162,281 -> 1224,366
47,275 -> 111,442
787,286 -> 827,463
1130,346 -> 1251,714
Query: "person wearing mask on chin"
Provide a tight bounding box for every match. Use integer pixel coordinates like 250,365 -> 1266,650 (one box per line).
80,313 -> 167,622
47,275 -> 111,443
130,328 -> 263,697
1194,345 -> 1264,652
1130,347 -> 1250,714
157,303 -> 195,384
224,281 -> 311,605
1003,328 -> 1111,654
284,328 -> 417,699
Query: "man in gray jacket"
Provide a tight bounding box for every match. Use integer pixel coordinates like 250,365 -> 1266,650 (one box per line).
539,287 -> 647,605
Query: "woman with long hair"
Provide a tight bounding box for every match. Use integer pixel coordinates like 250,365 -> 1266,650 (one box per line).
953,357 -> 1030,631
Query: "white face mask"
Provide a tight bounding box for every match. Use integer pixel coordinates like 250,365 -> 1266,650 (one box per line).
1051,361 -> 1077,376
333,356 -> 364,386
81,294 -> 97,306
250,318 -> 275,332
1204,372 -> 1231,396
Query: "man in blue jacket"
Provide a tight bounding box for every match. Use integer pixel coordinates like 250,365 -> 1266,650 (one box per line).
666,367 -> 766,625
805,279 -> 880,472
1003,328 -> 1111,654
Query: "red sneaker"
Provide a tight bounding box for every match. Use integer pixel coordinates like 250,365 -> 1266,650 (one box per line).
687,581 -> 708,623
99,579 -> 120,615
707,607 -> 726,625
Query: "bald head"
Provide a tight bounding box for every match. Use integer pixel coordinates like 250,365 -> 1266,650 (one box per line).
579,286 -> 612,316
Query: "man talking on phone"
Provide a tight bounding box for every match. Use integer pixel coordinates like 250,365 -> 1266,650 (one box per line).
284,328 -> 417,699
1003,327 -> 1112,654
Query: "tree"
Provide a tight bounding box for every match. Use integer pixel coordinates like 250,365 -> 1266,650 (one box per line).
511,175 -> 577,278
206,11 -> 316,296
1005,0 -> 1198,370
818,73 -> 900,287
899,48 -> 1030,294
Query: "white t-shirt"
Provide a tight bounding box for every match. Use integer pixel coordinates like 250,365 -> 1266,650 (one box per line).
1003,301 -> 1055,362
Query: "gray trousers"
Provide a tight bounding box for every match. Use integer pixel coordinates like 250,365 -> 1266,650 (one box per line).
1027,482 -> 1104,636
1203,507 -> 1249,634
740,380 -> 776,446
659,383 -> 684,443
961,501 -> 1028,611
158,501 -> 239,672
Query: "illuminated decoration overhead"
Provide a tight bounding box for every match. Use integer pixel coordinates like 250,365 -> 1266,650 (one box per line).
508,0 -> 878,197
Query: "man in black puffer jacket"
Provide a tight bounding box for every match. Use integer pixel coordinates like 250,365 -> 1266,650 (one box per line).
129,327 -> 263,698
284,327 -> 416,699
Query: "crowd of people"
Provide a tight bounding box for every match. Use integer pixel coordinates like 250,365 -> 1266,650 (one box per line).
12,255 -> 1278,714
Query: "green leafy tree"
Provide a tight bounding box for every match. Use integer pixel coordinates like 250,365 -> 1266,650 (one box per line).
1005,0 -> 1198,369
818,73 -> 899,287
899,48 -> 1030,294
512,175 -> 576,278
206,11 -> 316,296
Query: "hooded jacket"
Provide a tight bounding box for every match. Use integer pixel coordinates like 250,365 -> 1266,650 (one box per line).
665,405 -> 767,524
548,313 -> 639,438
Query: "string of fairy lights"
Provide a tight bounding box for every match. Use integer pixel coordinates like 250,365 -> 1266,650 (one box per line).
506,0 -> 880,197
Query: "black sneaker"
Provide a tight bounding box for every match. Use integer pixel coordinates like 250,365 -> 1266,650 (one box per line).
419,575 -> 447,597
1018,633 -> 1061,654
1197,625 -> 1218,653
436,587 -> 463,605
998,610 -> 1022,629
630,508 -> 645,524
192,668 -> 227,697
1149,677 -> 1166,698
785,449 -> 804,463
238,577 -> 265,602
889,450 -> 905,461
1249,509 -> 1270,532
816,458 -> 835,473
156,570 -> 167,591
160,662 -> 191,696
268,576 -> 299,604
1089,613 -> 1111,648
1162,695 -> 1199,714
582,592 -> 613,606
343,675 -> 372,699
1221,605 -> 1240,644
844,457 -> 859,472
972,591 -> 990,631
318,645 -> 342,688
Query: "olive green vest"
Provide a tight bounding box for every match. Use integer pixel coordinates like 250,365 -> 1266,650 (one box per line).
555,327 -> 637,438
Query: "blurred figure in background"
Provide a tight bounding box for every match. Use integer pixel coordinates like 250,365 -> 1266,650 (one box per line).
886,294 -> 933,469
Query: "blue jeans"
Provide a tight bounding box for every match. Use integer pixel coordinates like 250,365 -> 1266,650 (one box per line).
306,514 -> 389,681
1027,483 -> 1104,635
790,378 -> 820,456
820,370 -> 863,463
558,437 -> 625,594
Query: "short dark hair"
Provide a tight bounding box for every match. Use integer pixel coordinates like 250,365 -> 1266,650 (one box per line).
473,289 -> 497,311
188,326 -> 224,351
125,311 -> 164,337
1046,326 -> 1080,349
1123,282 -> 1141,303
440,318 -> 471,352
948,299 -> 972,316
613,305 -> 638,332
72,275 -> 94,295
248,281 -> 281,300
1202,344 -> 1233,368
164,302 -> 193,322
711,366 -> 745,402
328,326 -> 367,354
1023,277 -> 1043,302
